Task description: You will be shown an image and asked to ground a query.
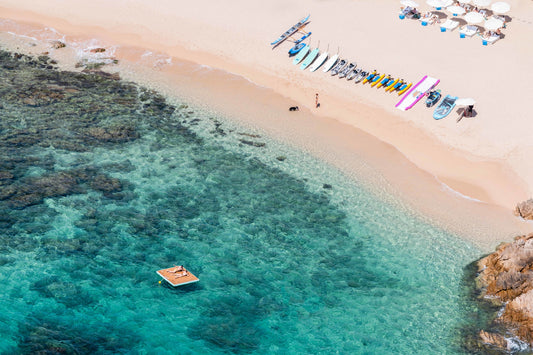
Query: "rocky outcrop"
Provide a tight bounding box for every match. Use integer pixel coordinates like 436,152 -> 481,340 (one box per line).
515,199 -> 533,220
476,234 -> 533,351
478,330 -> 509,349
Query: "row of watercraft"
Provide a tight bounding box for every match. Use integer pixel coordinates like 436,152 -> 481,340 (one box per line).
272,15 -> 459,120
291,44 -> 416,95
285,31 -> 414,94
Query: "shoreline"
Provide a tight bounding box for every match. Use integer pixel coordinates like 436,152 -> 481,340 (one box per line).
1,4 -> 532,249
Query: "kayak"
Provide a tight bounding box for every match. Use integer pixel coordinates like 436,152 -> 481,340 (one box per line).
362,70 -> 377,84
397,82 -> 412,95
288,43 -> 305,56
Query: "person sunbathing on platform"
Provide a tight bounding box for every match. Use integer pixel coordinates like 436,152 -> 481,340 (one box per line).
169,265 -> 184,273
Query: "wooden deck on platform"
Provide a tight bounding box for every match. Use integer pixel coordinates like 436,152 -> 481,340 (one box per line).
157,266 -> 199,287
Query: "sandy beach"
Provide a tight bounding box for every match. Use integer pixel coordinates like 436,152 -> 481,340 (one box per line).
1,0 -> 532,249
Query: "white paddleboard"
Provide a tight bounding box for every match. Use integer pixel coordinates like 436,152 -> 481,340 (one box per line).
322,54 -> 339,73
309,52 -> 328,72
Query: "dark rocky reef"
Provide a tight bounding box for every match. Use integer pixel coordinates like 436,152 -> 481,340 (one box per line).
0,168 -> 124,209
0,48 -> 183,211
473,234 -> 533,352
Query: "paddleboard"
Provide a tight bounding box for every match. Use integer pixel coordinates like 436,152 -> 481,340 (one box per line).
322,54 -> 339,73
309,52 -> 328,72
293,44 -> 310,65
300,48 -> 320,70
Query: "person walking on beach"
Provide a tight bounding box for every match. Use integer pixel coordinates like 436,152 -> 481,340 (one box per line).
315,93 -> 320,108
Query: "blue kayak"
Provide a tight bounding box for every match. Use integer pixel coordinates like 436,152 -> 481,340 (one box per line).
288,43 -> 305,56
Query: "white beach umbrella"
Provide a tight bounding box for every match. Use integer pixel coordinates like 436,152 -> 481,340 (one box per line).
456,98 -> 476,106
457,0 -> 471,3
491,1 -> 510,13
484,17 -> 504,30
464,12 -> 485,23
401,0 -> 420,8
426,0 -> 452,8
473,0 -> 491,7
446,5 -> 466,15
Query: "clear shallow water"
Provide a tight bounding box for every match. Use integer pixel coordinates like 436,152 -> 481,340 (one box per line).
0,50 -> 484,354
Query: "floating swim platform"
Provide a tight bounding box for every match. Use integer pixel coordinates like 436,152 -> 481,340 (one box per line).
157,266 -> 199,287
395,76 -> 440,111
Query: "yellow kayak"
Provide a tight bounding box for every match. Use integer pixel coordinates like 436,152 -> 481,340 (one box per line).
362,70 -> 377,84
376,75 -> 392,89
384,78 -> 399,92
370,73 -> 385,87
390,79 -> 405,92
397,82 -> 412,95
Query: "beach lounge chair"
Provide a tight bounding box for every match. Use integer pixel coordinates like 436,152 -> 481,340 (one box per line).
419,12 -> 433,26
482,34 -> 501,45
399,6 -> 411,19
440,19 -> 459,32
459,25 -> 478,38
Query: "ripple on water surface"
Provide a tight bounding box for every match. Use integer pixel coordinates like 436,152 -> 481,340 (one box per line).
0,49 -> 484,354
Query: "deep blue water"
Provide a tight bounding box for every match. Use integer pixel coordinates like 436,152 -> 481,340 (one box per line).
0,50 -> 484,354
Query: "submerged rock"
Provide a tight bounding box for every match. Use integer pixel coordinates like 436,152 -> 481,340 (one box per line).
0,171 -> 14,184
90,174 -> 123,196
478,330 -> 508,350
515,199 -> 533,220
85,126 -> 139,143
475,234 -> 533,351
7,171 -> 81,209
239,139 -> 266,148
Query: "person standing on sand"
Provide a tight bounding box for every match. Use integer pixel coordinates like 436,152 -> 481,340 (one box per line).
315,93 -> 320,108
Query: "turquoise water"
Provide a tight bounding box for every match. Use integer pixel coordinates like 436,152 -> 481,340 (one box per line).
0,50 -> 484,354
